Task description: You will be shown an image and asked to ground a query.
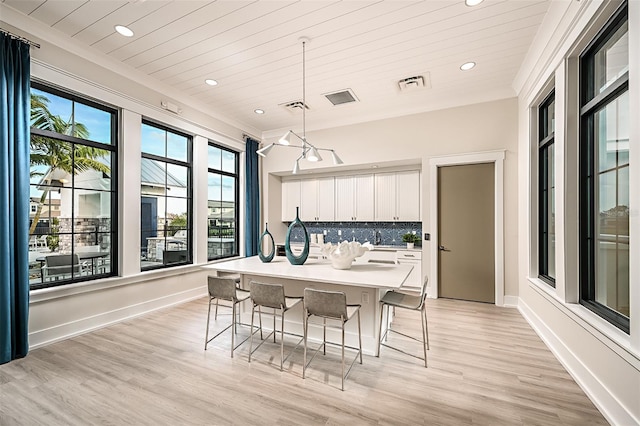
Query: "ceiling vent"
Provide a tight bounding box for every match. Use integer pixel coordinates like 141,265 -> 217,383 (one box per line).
323,88 -> 359,106
398,74 -> 431,92
280,100 -> 309,114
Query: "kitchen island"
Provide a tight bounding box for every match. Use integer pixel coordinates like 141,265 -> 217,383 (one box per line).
202,256 -> 413,355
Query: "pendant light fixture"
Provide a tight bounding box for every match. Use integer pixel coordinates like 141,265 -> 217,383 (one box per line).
256,37 -> 343,174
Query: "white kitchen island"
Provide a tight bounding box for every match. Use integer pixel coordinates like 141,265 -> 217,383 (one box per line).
202,256 -> 413,355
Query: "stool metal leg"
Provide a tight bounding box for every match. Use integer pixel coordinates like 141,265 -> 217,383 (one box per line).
357,310 -> 363,364
249,303 -> 256,362
323,318 -> 327,355
205,298 -> 213,350
231,302 -> 236,358
376,302 -> 384,357
421,306 -> 428,368
303,310 -> 308,379
341,318 -> 345,391
280,307 -> 285,371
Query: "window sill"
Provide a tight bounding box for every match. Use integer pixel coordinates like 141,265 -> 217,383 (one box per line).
526,277 -> 639,367
30,263 -> 206,304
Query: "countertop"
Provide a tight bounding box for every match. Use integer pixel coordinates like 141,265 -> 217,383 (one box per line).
203,256 -> 413,289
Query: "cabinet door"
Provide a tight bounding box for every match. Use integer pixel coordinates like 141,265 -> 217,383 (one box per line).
334,176 -> 356,221
300,180 -> 318,221
317,177 -> 335,221
281,180 -> 301,221
354,174 -> 375,221
375,172 -> 396,221
396,170 -> 421,221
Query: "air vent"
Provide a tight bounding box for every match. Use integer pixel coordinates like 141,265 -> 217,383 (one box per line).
398,74 -> 431,92
280,100 -> 309,114
323,88 -> 359,106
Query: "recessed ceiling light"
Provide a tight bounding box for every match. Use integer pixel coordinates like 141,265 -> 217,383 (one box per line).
205,79 -> 218,86
460,61 -> 476,71
465,0 -> 484,6
114,25 -> 134,37
254,109 -> 265,115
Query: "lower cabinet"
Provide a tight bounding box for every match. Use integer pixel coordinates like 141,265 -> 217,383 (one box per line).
395,250 -> 422,290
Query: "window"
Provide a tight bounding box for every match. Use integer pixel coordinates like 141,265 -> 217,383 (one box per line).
579,4 -> 629,332
207,143 -> 239,260
539,92 -> 556,285
29,83 -> 117,289
140,122 -> 192,270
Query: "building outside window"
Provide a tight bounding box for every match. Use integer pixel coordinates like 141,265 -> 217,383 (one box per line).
539,91 -> 555,285
29,83 -> 117,289
207,143 -> 239,260
579,3 -> 629,332
140,121 -> 192,270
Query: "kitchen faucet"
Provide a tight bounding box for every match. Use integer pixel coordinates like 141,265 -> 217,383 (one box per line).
374,230 -> 381,245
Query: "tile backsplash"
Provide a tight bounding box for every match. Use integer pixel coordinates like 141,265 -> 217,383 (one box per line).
285,221 -> 422,246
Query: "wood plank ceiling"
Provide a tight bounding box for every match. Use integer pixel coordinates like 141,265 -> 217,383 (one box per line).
2,0 -> 550,135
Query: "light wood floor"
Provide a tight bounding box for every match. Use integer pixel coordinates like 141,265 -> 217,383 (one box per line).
0,297 -> 607,425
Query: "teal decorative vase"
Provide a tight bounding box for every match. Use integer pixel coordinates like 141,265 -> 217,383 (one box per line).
285,207 -> 309,265
258,222 -> 275,263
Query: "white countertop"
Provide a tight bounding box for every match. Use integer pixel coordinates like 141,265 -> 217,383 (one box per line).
203,256 -> 413,289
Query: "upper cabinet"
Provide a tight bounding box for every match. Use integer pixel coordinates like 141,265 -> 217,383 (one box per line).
282,169 -> 419,223
300,177 -> 335,222
335,174 -> 375,222
283,178 -> 335,222
375,170 -> 421,221
281,180 -> 301,222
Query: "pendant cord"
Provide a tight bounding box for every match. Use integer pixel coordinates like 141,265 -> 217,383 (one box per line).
302,40 -> 306,141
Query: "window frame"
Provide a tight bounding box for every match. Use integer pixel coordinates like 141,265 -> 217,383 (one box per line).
29,81 -> 119,289
207,141 -> 240,261
538,90 -> 556,286
578,2 -> 629,333
140,119 -> 193,271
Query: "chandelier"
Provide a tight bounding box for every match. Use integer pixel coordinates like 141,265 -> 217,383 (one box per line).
256,37 -> 343,174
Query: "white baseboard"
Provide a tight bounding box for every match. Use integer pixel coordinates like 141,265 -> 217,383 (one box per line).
518,298 -> 637,426
502,295 -> 519,307
29,286 -> 206,349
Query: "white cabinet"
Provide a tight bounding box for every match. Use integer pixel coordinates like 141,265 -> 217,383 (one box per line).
335,174 -> 375,222
300,178 -> 335,222
281,180 -> 301,221
375,170 -> 420,221
396,250 -> 422,290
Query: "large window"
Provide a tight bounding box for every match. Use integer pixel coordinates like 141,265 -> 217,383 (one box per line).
539,92 -> 555,285
579,4 -> 629,332
207,142 -> 239,260
29,83 -> 117,289
140,121 -> 192,270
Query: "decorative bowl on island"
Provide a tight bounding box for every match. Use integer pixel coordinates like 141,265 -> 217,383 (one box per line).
320,241 -> 372,270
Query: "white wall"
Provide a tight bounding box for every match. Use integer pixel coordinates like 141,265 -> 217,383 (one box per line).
516,1 -> 639,424
259,98 -> 519,299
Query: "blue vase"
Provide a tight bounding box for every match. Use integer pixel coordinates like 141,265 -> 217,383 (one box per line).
258,222 -> 275,263
285,207 -> 309,265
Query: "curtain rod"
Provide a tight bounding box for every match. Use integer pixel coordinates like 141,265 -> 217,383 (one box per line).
0,28 -> 40,49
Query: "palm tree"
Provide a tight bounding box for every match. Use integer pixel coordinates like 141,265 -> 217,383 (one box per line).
29,93 -> 111,235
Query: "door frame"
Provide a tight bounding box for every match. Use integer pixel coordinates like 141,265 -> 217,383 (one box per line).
428,150 -> 505,306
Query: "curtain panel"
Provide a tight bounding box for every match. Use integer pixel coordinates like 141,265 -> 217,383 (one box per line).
0,33 -> 31,364
244,137 -> 260,257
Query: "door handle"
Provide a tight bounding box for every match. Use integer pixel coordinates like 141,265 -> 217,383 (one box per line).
438,245 -> 451,252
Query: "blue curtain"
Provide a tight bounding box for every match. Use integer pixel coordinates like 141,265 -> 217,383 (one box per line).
244,137 -> 260,257
0,33 -> 31,364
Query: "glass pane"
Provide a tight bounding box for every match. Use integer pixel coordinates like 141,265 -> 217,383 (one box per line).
29,137 -> 73,186
546,99 -> 555,137
73,148 -> 112,191
208,172 -> 222,201
594,22 -> 628,94
208,145 -> 221,170
30,88 -> 72,132
141,158 -> 167,196
596,91 -> 629,172
221,175 -> 235,202
222,149 -> 236,173
141,123 -> 166,157
167,163 -> 188,198
547,144 -> 555,279
74,103 -> 112,145
167,132 -> 188,162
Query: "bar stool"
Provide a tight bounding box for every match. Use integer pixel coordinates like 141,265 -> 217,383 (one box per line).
205,276 -> 251,357
303,288 -> 362,391
377,277 -> 429,367
248,281 -> 303,371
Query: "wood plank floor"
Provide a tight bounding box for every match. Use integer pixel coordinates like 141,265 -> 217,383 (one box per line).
0,297 -> 607,425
